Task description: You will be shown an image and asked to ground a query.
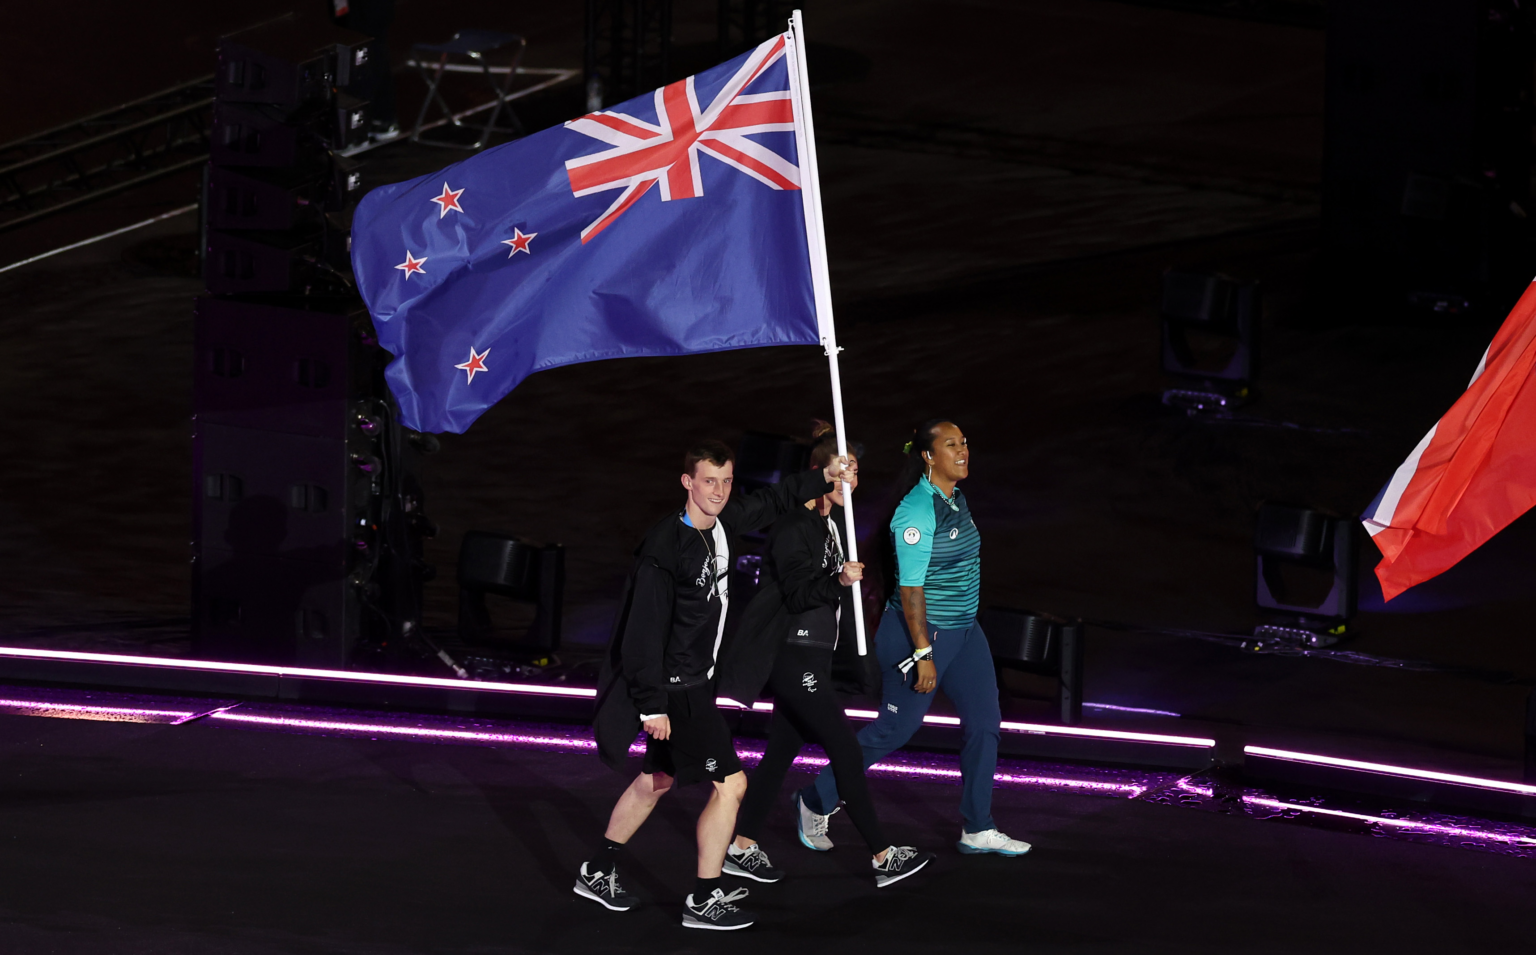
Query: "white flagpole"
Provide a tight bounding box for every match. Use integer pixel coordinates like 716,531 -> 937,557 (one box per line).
787,9 -> 867,656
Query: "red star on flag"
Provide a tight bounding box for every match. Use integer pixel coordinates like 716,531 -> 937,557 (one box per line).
502,227 -> 538,257
395,250 -> 428,279
454,345 -> 491,383
430,182 -> 465,219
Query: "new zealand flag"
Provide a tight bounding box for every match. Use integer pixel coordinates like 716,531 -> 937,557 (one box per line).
351,34 -> 818,433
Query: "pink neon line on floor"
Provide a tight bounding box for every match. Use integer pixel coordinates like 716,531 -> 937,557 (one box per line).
1243,795 -> 1536,846
0,647 -> 1210,752
1244,745 -> 1536,796
728,699 -> 1212,748
208,710 -> 1143,795
0,646 -> 596,698
0,646 -> 1214,747
0,698 -> 198,720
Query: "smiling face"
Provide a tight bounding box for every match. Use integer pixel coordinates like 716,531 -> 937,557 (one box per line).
923,422 -> 969,484
681,460 -> 734,521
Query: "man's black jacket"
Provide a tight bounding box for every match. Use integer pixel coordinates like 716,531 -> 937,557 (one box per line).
593,468 -> 832,772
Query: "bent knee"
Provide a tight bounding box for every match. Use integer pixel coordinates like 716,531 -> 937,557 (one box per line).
716,771 -> 748,801
638,771 -> 674,797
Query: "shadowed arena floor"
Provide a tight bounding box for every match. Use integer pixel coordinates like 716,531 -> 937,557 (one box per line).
0,706 -> 1532,955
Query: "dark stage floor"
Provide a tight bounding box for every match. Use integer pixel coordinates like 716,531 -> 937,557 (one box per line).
2,696 -> 1534,955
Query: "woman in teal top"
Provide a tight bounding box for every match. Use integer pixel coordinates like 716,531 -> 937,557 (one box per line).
793,419 -> 1031,857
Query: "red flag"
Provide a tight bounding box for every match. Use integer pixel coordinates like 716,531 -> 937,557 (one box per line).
1363,281 -> 1536,600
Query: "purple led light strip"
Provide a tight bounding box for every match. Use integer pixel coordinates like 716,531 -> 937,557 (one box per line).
0,646 -> 597,699
212,710 -> 602,749
1084,702 -> 1183,718
1244,745 -> 1536,797
210,710 -> 1146,795
1243,795 -> 1536,847
0,646 -> 1213,748
726,700 -> 1212,748
0,698 -> 199,720
998,719 -> 1212,748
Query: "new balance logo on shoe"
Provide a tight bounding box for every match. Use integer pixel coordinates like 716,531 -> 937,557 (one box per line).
573,862 -> 639,911
682,887 -> 754,930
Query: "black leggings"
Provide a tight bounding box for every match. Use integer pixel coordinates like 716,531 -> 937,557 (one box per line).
736,643 -> 888,852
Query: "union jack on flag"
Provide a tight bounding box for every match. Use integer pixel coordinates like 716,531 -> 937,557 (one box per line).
350,33 -> 822,434
564,37 -> 798,241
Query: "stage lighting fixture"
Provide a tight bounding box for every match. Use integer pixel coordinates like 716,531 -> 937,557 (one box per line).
407,431 -> 441,454
1253,502 -> 1357,646
351,453 -> 383,474
982,608 -> 1086,725
456,531 -> 566,653
1159,270 -> 1260,412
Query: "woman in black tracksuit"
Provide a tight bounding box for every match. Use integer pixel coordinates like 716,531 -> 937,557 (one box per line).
717,424 -> 932,889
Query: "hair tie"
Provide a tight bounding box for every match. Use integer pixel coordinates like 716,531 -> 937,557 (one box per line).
901,440 -> 913,454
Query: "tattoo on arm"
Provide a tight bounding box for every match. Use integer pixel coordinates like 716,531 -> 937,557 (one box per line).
899,585 -> 930,649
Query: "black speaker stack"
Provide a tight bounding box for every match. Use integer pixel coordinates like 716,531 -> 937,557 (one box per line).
192,17 -> 436,668
1324,0 -> 1535,321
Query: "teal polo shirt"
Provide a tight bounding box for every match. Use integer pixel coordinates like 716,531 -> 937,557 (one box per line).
888,476 -> 981,629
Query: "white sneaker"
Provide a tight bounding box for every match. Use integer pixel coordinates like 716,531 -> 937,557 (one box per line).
793,791 -> 839,851
956,828 -> 1031,857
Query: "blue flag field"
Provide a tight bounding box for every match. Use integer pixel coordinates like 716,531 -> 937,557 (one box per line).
351,34 -> 819,433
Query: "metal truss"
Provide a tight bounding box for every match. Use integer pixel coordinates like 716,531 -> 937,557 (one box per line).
0,77 -> 213,233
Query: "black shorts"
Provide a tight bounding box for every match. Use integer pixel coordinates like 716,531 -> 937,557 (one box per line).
641,684 -> 742,785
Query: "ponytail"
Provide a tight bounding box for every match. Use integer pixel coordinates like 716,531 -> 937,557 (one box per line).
875,418 -> 952,603
807,418 -> 863,469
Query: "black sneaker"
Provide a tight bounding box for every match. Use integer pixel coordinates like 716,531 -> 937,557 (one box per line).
723,842 -> 784,883
872,846 -> 934,888
573,862 -> 639,911
681,887 -> 754,930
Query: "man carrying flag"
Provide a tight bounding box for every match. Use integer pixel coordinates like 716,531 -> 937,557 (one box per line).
1364,280 -> 1536,599
575,441 -> 855,928
351,13 -> 876,930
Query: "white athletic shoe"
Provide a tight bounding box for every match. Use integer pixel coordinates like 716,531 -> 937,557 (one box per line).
956,828 -> 1032,857
793,791 -> 838,851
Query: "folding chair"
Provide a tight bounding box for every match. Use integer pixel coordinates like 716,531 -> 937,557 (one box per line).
408,30 -> 527,149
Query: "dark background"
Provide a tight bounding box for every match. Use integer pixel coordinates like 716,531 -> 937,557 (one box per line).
3,0 -> 1533,767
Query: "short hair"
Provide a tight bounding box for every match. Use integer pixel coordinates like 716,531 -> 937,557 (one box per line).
683,439 -> 735,476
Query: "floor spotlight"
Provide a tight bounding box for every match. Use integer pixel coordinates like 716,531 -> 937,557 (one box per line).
456,532 -> 566,666
1160,270 -> 1260,413
1253,503 -> 1356,647
983,608 -> 1086,725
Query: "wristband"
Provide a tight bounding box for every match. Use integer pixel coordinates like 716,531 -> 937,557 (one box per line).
896,645 -> 935,675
